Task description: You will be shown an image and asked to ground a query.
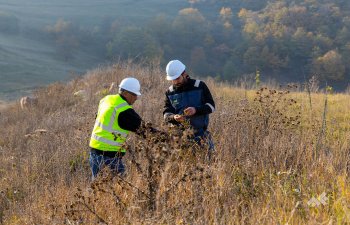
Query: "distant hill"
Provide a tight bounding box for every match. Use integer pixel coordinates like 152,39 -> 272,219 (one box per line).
0,0 -> 186,100
0,33 -> 102,100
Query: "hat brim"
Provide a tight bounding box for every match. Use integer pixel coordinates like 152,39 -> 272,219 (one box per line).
129,90 -> 141,96
119,86 -> 141,96
166,73 -> 181,81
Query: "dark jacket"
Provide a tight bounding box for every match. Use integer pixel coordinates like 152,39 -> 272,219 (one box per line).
118,106 -> 142,133
163,78 -> 215,136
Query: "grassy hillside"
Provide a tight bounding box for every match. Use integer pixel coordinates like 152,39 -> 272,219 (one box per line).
0,0 -> 186,100
0,33 -> 102,100
0,62 -> 350,224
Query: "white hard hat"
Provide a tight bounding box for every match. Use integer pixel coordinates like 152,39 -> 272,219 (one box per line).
118,77 -> 141,96
166,60 -> 186,80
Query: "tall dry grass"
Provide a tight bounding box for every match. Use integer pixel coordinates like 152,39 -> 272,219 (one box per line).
0,61 -> 350,224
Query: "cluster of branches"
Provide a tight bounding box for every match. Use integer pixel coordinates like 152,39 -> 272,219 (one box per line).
64,123 -> 213,224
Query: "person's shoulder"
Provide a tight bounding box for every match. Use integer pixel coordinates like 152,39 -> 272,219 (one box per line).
190,78 -> 207,89
102,94 -> 119,101
166,84 -> 175,94
99,94 -> 110,103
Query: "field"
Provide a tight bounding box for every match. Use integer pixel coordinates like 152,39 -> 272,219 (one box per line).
0,33 -> 102,100
0,61 -> 349,224
0,0 -> 185,100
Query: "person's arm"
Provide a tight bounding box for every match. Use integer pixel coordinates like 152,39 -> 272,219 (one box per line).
119,109 -> 161,137
163,92 -> 181,125
194,82 -> 215,115
118,108 -> 142,132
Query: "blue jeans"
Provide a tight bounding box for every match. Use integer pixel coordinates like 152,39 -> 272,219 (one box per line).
89,151 -> 125,179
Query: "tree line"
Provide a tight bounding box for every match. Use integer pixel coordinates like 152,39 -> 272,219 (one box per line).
3,0 -> 350,89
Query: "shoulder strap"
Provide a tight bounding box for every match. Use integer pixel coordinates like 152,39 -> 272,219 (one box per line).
194,80 -> 201,87
169,85 -> 174,92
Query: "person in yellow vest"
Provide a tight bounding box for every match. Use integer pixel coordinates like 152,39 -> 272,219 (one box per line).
89,77 -> 143,179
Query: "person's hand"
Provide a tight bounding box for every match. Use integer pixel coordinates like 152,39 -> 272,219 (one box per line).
174,114 -> 185,122
184,107 -> 196,116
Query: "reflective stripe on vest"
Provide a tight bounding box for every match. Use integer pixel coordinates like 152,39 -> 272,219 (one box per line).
194,80 -> 201,87
94,102 -> 129,138
91,134 -> 123,146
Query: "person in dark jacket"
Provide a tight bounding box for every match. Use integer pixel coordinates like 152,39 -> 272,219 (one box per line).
163,60 -> 215,153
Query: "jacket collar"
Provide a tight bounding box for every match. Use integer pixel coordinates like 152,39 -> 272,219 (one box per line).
173,78 -> 195,91
118,94 -> 129,104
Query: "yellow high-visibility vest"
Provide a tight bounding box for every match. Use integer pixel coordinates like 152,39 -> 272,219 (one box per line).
89,94 -> 131,152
